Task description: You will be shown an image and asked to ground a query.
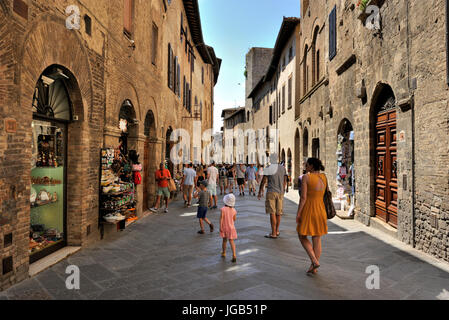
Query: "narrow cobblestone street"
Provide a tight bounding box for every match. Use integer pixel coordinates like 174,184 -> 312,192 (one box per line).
2,188 -> 449,301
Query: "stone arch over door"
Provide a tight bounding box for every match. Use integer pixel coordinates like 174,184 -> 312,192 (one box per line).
370,83 -> 398,227
294,128 -> 301,187
19,15 -> 93,247
303,127 -> 309,160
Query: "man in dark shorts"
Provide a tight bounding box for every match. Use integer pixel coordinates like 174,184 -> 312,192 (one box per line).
236,164 -> 246,196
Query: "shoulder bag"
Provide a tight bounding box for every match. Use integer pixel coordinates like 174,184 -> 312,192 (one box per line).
318,174 -> 336,220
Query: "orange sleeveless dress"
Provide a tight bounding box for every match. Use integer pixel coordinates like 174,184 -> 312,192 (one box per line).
296,173 -> 328,236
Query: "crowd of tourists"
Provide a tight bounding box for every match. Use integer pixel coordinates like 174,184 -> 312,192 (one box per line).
151,158 -> 330,273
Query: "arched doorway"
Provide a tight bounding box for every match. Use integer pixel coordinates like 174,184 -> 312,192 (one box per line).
303,128 -> 309,160
294,129 -> 301,187
312,138 -> 320,159
372,85 -> 398,227
336,119 -> 355,214
119,99 -> 138,154
30,65 -> 79,263
165,127 -> 174,176
287,148 -> 292,180
143,110 -> 156,210
281,149 -> 286,165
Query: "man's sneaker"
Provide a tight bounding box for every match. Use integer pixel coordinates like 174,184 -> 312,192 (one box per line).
164,208 -> 169,213
212,206 -> 217,209
150,207 -> 158,212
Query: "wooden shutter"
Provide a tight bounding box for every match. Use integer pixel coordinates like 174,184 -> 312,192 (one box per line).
183,76 -> 186,106
288,78 -> 292,108
124,0 -> 133,36
152,24 -> 158,65
177,62 -> 181,97
329,6 -> 337,61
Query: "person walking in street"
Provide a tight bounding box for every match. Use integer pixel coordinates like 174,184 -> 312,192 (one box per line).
220,194 -> 238,263
246,164 -> 257,196
227,164 -> 236,194
257,165 -> 265,197
219,164 -> 228,195
207,162 -> 219,209
296,158 -> 328,275
150,163 -> 171,213
236,163 -> 246,196
181,163 -> 197,207
258,157 -> 288,239
194,181 -> 214,234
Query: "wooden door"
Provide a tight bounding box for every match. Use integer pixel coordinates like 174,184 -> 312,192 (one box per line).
375,109 -> 398,227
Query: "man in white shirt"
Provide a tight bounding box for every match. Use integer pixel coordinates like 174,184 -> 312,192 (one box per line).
181,163 -> 197,207
207,162 -> 219,209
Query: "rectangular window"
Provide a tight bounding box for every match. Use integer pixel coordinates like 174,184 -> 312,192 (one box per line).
124,0 -> 133,37
174,56 -> 178,94
152,23 -> 158,65
177,62 -> 181,98
202,67 -> 204,84
329,6 -> 337,61
288,77 -> 292,109
282,85 -> 285,113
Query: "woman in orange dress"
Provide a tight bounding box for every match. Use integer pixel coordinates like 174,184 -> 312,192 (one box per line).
296,158 -> 328,274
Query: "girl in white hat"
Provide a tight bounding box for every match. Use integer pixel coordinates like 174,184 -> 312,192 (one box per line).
220,194 -> 238,263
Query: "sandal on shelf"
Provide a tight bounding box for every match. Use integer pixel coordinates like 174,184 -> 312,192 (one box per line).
264,234 -> 278,239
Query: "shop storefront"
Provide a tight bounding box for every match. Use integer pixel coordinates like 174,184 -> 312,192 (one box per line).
29,67 -> 71,263
98,100 -> 141,237
335,119 -> 355,217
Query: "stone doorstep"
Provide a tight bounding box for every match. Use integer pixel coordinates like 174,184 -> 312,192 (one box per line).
369,217 -> 398,239
29,246 -> 82,278
336,210 -> 354,220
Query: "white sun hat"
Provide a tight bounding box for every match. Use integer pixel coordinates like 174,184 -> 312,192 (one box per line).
223,194 -> 236,208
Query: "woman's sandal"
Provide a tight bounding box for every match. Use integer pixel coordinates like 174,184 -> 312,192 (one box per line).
221,253 -> 226,258
231,257 -> 237,263
264,234 -> 278,239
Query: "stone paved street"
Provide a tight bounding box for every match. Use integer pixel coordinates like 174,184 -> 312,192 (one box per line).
2,189 -> 449,300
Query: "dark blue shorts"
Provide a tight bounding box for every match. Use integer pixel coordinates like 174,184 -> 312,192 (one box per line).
197,206 -> 208,219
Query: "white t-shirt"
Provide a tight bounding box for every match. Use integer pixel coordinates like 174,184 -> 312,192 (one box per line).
207,166 -> 219,185
183,168 -> 196,186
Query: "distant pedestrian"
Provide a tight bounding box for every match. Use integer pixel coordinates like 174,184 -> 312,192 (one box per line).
226,164 -> 236,194
150,163 -> 172,213
246,164 -> 257,196
181,163 -> 197,207
258,156 -> 288,239
207,162 -> 219,209
194,181 -> 214,234
296,158 -> 328,274
219,164 -> 228,195
236,164 -> 246,196
220,194 -> 238,263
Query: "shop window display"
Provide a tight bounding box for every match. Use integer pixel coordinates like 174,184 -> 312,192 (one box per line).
29,120 -> 66,259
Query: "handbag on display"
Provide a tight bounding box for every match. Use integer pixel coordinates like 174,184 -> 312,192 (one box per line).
133,171 -> 142,185
168,178 -> 176,192
318,174 -> 336,220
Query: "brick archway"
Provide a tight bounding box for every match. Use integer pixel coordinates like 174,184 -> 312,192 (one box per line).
19,15 -> 93,247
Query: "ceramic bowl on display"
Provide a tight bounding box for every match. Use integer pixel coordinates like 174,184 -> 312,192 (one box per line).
104,214 -> 116,223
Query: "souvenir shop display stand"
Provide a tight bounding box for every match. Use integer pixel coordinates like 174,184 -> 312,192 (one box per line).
98,148 -> 138,239
335,129 -> 355,218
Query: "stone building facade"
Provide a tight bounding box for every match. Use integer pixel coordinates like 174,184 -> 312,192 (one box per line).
249,0 -> 448,263
297,0 -> 448,262
0,0 -> 219,291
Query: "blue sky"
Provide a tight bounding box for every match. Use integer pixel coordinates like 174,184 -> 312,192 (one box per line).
198,0 -> 301,132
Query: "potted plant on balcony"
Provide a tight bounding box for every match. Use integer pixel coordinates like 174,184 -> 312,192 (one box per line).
357,0 -> 371,12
